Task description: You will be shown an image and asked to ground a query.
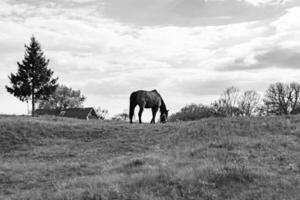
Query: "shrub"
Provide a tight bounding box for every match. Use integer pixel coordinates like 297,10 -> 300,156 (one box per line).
169,104 -> 218,122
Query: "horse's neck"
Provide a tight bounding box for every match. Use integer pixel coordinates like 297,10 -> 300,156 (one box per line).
160,98 -> 167,112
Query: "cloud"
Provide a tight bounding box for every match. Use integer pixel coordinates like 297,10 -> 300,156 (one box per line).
217,5 -> 300,72
257,47 -> 300,68
243,0 -> 293,6
100,0 -> 295,26
4,0 -> 299,27
171,78 -> 235,96
219,47 -> 300,71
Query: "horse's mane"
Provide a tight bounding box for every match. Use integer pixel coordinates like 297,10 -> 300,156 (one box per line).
152,89 -> 167,112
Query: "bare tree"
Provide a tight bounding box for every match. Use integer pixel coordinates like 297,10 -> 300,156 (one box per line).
289,82 -> 300,114
238,90 -> 261,116
264,82 -> 300,115
264,82 -> 286,114
217,86 -> 241,116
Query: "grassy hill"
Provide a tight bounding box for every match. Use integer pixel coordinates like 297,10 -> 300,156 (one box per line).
0,115 -> 299,200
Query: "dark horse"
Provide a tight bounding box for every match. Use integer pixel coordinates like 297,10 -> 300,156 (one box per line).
129,89 -> 169,124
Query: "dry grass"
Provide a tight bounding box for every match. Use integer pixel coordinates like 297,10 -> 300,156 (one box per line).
0,115 -> 299,200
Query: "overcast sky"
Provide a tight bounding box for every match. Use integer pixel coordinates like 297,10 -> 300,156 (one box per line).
1,0 -> 300,119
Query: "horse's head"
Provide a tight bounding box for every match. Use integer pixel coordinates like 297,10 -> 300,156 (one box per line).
160,109 -> 169,123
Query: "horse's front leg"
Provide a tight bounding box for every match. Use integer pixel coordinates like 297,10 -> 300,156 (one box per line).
151,107 -> 158,124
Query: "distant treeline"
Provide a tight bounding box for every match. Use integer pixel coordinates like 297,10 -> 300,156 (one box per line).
169,82 -> 300,122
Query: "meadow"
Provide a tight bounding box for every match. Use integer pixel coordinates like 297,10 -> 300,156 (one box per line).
0,115 -> 299,200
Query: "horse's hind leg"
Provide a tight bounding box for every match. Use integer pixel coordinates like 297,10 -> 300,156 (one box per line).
129,104 -> 136,123
138,106 -> 144,124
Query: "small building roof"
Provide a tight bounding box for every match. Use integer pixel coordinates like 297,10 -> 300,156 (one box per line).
62,107 -> 98,119
35,109 -> 61,116
35,107 -> 99,120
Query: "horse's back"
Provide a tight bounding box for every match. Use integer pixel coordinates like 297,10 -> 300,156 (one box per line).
131,90 -> 162,108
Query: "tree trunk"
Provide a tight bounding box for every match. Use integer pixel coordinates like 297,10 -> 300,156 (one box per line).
26,101 -> 29,115
32,93 -> 35,117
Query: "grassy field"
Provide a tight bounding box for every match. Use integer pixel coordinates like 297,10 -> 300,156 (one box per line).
0,115 -> 299,200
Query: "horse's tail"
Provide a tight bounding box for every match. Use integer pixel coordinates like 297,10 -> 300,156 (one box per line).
129,92 -> 137,123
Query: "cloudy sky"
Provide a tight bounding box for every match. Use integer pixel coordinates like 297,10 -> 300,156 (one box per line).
1,0 -> 300,119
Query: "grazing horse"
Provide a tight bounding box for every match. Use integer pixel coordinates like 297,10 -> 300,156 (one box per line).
129,89 -> 169,124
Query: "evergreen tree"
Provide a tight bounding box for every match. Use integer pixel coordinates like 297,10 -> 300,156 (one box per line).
6,36 -> 58,116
